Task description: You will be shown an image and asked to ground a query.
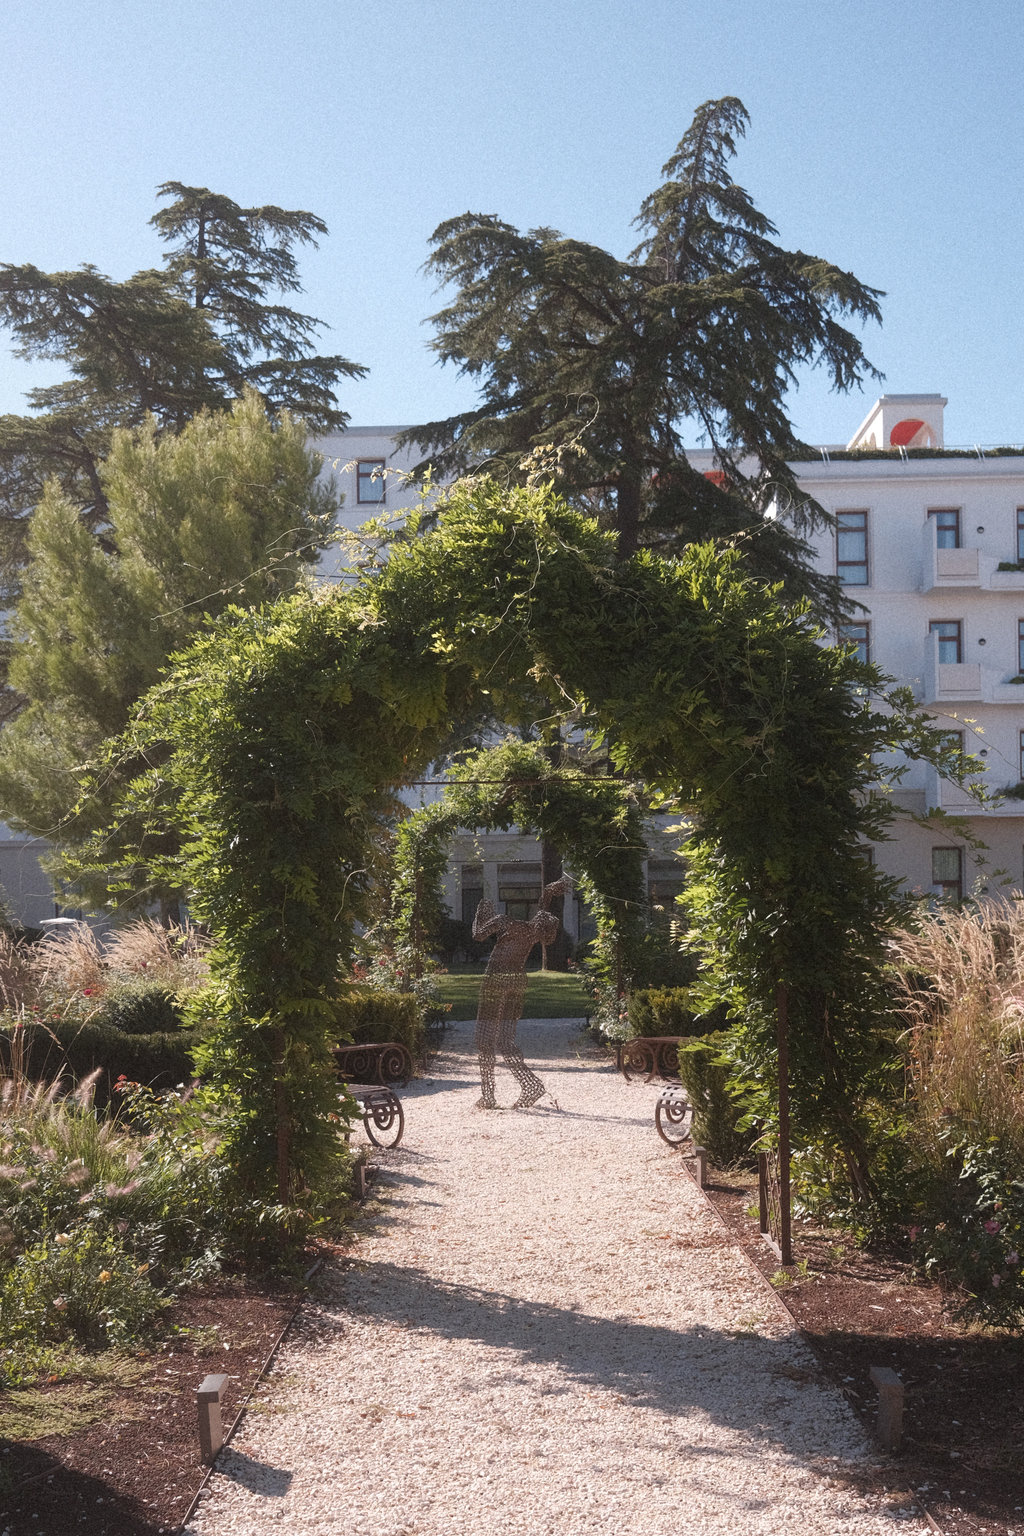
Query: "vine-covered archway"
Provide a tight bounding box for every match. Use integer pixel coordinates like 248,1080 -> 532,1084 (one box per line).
77,478 -> 953,1201
386,738 -> 650,983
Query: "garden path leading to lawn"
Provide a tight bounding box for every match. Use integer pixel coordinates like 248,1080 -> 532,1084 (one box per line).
186,1021 -> 929,1536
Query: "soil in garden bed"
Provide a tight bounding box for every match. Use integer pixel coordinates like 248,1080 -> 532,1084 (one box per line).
701,1164 -> 1024,1536
0,1279 -> 297,1536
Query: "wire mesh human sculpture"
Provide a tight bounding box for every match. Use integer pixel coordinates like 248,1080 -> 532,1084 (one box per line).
471,875 -> 573,1109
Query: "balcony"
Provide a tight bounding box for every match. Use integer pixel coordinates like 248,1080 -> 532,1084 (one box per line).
921,765 -> 1024,817
918,632 -> 982,704
921,521 -> 980,591
919,521 -> 1024,592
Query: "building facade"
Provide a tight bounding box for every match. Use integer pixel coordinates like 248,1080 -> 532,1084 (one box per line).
4,400 -> 1020,930
788,393 -> 1024,902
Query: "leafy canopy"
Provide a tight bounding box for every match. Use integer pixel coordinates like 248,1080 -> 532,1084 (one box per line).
399,96 -> 882,614
0,391 -> 338,912
0,183 -> 362,584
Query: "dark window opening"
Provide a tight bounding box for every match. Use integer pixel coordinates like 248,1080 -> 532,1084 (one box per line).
837,510 -> 868,585
838,622 -> 870,665
931,846 -> 962,903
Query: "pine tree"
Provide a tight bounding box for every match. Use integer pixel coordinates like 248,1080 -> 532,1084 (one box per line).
0,185 -> 363,603
0,391 -> 338,913
398,97 -> 883,614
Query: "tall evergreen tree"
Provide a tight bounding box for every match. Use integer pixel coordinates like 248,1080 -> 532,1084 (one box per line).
399,97 -> 883,613
0,391 -> 338,913
0,185 -> 363,601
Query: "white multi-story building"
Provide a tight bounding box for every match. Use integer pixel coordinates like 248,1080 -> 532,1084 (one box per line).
5,400 -> 1021,930
784,393 -> 1024,902
328,401 -> 1024,912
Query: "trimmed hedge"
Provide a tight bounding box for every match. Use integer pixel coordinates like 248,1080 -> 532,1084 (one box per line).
330,988 -> 424,1057
98,981 -> 186,1036
677,1032 -> 753,1168
0,1019 -> 203,1108
627,986 -> 728,1038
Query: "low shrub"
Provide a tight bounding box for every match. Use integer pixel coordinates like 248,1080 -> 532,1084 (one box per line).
910,1137 -> 1024,1329
677,1032 -> 754,1167
0,1019 -> 203,1106
331,987 -> 425,1057
98,979 -> 186,1035
628,986 -> 728,1039
0,1228 -> 166,1349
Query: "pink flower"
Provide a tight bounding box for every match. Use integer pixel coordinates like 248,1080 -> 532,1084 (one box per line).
1009,1252 -> 1019,1265
909,1226 -> 921,1242
993,1274 -> 1002,1287
983,1219 -> 1001,1234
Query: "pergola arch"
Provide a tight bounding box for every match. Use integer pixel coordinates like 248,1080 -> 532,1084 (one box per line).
85,477 -> 947,1200
387,739 -> 650,981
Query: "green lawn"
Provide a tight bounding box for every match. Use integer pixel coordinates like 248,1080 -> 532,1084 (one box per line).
432,968 -> 593,1020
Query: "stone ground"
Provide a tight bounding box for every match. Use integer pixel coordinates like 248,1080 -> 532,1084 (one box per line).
185,1020 -> 929,1535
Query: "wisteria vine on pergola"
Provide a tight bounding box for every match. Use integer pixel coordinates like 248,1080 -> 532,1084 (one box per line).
72,477 -> 966,1202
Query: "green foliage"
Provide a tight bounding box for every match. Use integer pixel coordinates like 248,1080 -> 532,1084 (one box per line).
0,182 -> 362,588
330,987 -> 424,1057
0,391 -> 338,908
384,739 -> 648,988
0,1019 -> 202,1107
677,1033 -> 753,1167
97,980 -> 184,1035
67,477 -> 961,1208
0,1229 -> 166,1349
628,987 -> 725,1038
400,96 -> 881,617
910,1138 -> 1024,1330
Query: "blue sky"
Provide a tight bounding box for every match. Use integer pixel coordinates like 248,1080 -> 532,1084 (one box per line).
1,0 -> 1021,447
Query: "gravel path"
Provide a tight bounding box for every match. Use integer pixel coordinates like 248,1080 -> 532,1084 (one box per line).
186,1020 -> 926,1535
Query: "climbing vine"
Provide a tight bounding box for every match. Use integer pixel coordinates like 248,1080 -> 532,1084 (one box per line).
71,477 -> 963,1203
386,738 -> 648,982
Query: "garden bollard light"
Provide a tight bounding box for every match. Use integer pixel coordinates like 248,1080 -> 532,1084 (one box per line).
197,1373 -> 229,1463
869,1365 -> 904,1451
684,1145 -> 707,1188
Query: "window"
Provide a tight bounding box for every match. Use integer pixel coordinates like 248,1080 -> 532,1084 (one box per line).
461,864 -> 483,926
838,622 -> 870,664
1017,508 -> 1024,563
945,729 -> 965,763
930,620 -> 962,664
931,846 -> 962,903
837,510 -> 868,585
497,862 -> 541,921
647,858 -> 686,907
1019,730 -> 1024,782
928,508 -> 960,548
357,459 -> 386,504
1018,619 -> 1024,676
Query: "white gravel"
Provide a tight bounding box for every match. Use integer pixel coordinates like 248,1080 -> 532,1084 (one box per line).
186,1020 -> 928,1535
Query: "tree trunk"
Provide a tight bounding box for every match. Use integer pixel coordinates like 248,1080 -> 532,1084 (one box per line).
540,731 -> 571,971
615,469 -> 643,560
540,840 -> 571,970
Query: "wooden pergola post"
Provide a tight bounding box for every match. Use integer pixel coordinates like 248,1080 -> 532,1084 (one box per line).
776,980 -> 793,1266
